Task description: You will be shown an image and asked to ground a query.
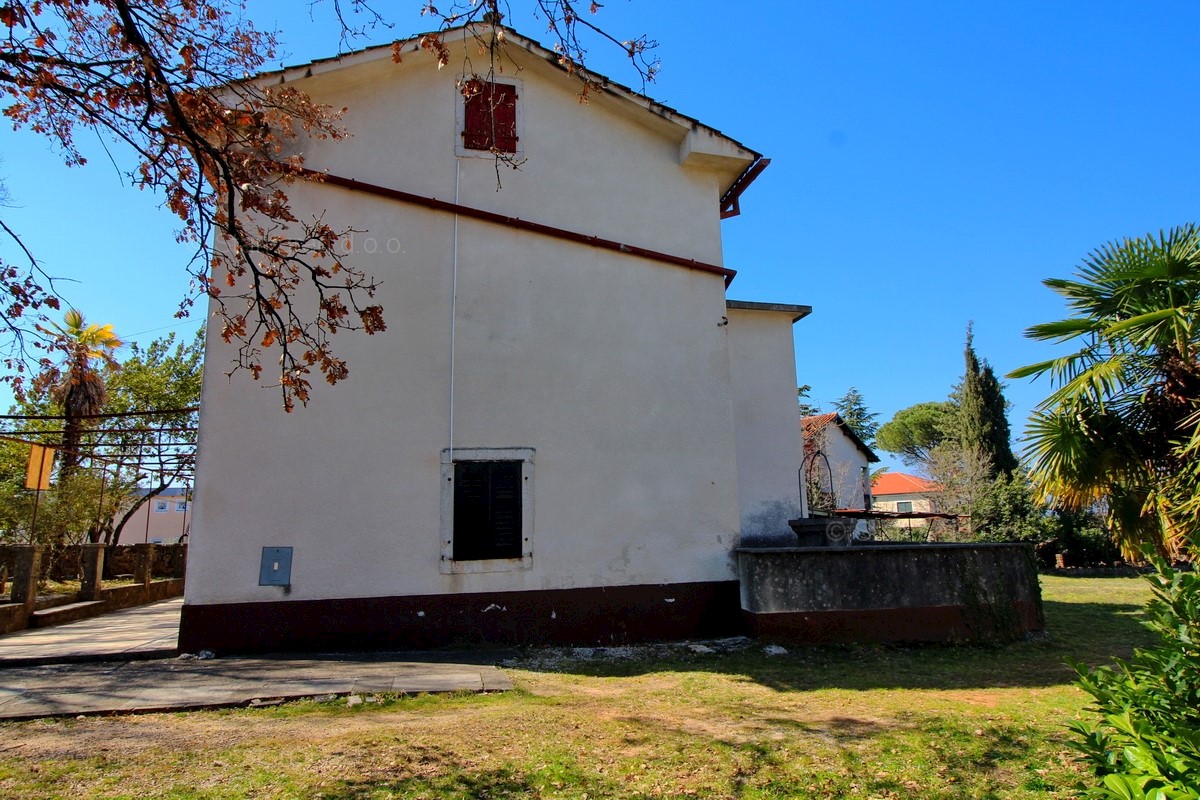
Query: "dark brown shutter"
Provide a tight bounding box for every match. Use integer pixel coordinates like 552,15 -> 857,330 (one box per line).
453,461 -> 523,560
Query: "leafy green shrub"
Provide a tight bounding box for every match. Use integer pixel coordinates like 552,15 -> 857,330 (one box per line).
969,471 -> 1056,545
1049,507 -> 1124,568
1069,554 -> 1200,798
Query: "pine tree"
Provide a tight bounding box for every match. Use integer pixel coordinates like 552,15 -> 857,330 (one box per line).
797,385 -> 822,417
832,387 -> 880,446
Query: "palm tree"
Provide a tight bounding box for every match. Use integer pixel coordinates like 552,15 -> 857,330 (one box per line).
1008,225 -> 1200,559
41,309 -> 124,479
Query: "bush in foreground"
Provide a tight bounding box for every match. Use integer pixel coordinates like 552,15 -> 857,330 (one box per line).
1070,553 -> 1200,798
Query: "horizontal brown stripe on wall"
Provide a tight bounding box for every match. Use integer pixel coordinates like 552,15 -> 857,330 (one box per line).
289,166 -> 738,286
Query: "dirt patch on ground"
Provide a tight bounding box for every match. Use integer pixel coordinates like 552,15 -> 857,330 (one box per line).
937,689 -> 1002,708
4,701 -> 498,761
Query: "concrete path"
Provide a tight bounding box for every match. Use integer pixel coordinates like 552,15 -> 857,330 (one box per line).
0,654 -> 513,720
0,598 -> 513,720
0,597 -> 183,667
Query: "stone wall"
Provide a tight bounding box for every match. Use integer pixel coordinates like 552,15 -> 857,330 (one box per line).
737,542 -> 1044,644
27,544 -> 187,581
0,544 -> 185,635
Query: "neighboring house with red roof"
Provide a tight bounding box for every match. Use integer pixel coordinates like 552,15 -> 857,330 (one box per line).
871,472 -> 940,525
801,413 -> 879,519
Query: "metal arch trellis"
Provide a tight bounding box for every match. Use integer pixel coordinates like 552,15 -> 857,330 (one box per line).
0,406 -> 199,545
801,448 -> 837,518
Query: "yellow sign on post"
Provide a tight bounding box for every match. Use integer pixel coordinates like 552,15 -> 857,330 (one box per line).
25,444 -> 55,491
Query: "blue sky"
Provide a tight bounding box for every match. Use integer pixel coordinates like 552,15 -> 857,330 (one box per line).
2,1 -> 1197,472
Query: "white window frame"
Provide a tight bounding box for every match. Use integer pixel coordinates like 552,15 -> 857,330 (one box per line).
152,499 -> 169,513
454,75 -> 525,160
175,499 -> 188,512
440,447 -> 534,574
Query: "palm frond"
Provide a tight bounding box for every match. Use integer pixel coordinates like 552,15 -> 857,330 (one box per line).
1023,317 -> 1101,343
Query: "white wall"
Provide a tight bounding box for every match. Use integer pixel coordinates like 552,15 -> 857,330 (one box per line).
726,307 -> 804,543
275,36 -> 746,267
186,39 -> 754,606
809,426 -> 871,511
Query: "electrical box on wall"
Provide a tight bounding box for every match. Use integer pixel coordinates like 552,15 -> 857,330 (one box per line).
259,546 -> 293,586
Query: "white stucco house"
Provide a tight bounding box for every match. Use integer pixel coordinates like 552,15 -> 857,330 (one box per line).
800,413 -> 879,515
180,24 -> 811,653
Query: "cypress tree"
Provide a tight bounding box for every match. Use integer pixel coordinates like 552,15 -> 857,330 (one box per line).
958,324 -> 1018,477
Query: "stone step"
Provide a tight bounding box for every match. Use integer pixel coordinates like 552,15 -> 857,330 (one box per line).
29,600 -> 106,628
33,594 -> 83,612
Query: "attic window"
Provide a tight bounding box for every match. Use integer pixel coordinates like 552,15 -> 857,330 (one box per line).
461,79 -> 518,153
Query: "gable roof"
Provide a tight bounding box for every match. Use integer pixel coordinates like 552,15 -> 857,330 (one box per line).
871,472 -> 939,496
801,413 -> 879,463
260,24 -> 764,204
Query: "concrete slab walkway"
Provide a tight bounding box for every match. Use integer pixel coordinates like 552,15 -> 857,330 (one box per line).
0,654 -> 513,720
0,597 -> 183,667
0,598 -> 513,720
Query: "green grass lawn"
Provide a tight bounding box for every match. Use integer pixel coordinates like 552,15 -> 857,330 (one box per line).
0,575 -> 1156,799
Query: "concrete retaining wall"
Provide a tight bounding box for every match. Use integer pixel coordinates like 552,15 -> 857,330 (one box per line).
0,543 -> 185,635
737,543 -> 1044,644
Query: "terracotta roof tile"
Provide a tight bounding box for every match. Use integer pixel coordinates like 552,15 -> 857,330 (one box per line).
800,412 -> 838,439
871,472 -> 939,496
800,413 -> 879,463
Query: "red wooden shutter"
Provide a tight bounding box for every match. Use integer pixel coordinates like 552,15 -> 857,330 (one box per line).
462,80 -> 490,150
462,81 -> 518,153
491,83 -> 518,153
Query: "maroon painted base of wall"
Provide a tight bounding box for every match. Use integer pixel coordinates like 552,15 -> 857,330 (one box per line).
744,600 -> 1044,645
178,581 -> 744,655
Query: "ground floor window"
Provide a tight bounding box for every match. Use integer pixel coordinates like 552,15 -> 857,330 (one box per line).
453,460 -> 522,560
440,447 -> 534,573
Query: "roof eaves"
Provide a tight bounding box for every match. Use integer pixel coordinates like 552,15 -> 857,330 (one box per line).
259,24 -> 762,169
727,299 -> 812,323
827,414 -> 879,463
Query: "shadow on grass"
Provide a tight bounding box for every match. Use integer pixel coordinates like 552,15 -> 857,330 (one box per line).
495,598 -> 1156,693
316,716 -> 1062,799
321,761 -> 643,800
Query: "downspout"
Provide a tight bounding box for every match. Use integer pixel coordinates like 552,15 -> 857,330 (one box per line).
449,161 -> 461,464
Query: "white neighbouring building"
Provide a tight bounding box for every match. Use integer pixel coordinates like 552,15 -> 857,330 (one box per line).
800,413 -> 879,515
181,25 -> 811,653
